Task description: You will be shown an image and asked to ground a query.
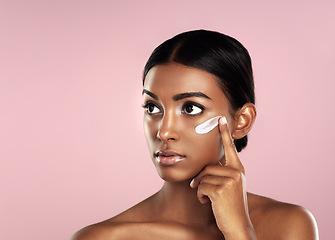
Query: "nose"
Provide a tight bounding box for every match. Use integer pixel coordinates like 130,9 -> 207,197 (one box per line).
157,111 -> 180,142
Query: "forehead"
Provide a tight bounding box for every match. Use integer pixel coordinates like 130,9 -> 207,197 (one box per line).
143,63 -> 226,100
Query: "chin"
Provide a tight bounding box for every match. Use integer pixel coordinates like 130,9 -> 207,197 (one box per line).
158,174 -> 192,183
154,162 -> 203,183
155,168 -> 187,182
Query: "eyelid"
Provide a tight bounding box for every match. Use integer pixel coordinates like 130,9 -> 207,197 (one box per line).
142,101 -> 162,115
181,101 -> 205,116
142,100 -> 160,108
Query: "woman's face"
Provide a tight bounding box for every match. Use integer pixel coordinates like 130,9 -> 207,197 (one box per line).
143,63 -> 234,182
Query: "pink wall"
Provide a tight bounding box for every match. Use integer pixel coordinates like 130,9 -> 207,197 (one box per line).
1,0 -> 334,239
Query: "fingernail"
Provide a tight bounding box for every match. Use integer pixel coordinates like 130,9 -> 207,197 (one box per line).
190,179 -> 195,188
220,116 -> 227,125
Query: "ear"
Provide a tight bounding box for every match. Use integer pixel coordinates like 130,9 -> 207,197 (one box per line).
231,103 -> 257,140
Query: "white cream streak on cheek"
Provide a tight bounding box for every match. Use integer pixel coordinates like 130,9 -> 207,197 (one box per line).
195,116 -> 222,134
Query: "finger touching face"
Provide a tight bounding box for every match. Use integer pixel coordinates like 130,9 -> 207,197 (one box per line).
219,117 -> 244,172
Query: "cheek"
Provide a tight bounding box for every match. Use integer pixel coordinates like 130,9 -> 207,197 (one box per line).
143,118 -> 156,146
143,116 -> 159,151
186,129 -> 224,164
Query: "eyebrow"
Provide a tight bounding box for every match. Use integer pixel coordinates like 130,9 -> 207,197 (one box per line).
142,89 -> 212,101
142,89 -> 158,100
173,92 -> 212,101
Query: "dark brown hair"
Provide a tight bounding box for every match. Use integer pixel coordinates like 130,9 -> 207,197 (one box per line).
143,30 -> 255,152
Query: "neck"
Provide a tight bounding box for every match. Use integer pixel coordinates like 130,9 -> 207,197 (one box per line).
154,180 -> 216,227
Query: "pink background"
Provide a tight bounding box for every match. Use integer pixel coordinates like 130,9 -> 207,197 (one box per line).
1,0 -> 334,239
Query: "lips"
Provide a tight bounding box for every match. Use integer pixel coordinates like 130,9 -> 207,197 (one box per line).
155,150 -> 186,165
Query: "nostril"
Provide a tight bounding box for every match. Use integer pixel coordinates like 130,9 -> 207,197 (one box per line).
157,130 -> 177,142
157,116 -> 179,142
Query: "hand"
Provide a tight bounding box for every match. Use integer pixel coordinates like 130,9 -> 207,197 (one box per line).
190,117 -> 257,239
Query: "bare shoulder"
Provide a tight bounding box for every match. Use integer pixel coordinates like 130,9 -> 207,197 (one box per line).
248,193 -> 319,240
71,221 -> 120,240
71,220 -> 202,240
71,194 -> 159,240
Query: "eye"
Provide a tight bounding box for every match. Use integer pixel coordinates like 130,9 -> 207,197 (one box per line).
143,102 -> 161,115
182,102 -> 204,116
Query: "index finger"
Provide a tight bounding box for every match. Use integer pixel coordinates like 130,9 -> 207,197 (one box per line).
219,117 -> 244,172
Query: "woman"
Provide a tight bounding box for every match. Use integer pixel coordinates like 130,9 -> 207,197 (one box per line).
72,30 -> 318,239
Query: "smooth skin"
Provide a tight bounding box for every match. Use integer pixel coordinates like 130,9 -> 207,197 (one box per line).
72,63 -> 318,240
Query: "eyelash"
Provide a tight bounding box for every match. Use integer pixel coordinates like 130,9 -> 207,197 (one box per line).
142,101 -> 205,116
142,101 -> 162,115
181,101 -> 204,116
